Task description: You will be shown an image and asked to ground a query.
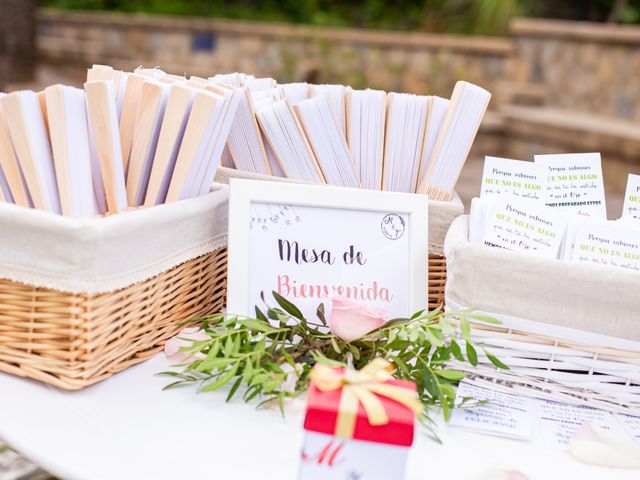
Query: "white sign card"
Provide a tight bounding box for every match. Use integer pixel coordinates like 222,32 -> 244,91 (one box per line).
227,179 -> 429,321
535,153 -> 607,218
449,382 -> 534,440
481,197 -> 567,258
571,220 -> 640,272
481,156 -> 546,201
298,431 -> 409,480
450,381 -> 636,450
622,173 -> 640,220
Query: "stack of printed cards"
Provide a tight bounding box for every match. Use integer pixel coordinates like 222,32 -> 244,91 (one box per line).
450,381 -> 640,451
621,173 -> 640,221
470,153 -> 640,273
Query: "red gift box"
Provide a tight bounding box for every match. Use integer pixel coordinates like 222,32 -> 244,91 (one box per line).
304,367 -> 417,447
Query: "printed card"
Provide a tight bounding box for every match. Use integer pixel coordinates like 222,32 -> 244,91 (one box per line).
622,173 -> 640,220
449,381 -> 534,440
481,198 -> 567,258
535,153 -> 607,218
449,381 -> 639,451
571,220 -> 640,272
535,400 -> 624,450
481,156 -> 545,201
560,217 -> 605,261
616,413 -> 640,446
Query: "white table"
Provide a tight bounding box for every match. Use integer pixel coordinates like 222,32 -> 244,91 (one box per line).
0,354 -> 636,480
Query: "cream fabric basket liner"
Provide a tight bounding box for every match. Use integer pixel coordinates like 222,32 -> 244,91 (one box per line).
0,184 -> 229,295
445,215 -> 640,345
214,167 -> 463,254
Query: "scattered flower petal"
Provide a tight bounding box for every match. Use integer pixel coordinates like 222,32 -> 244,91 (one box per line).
569,422 -> 640,469
466,468 -> 529,480
164,327 -> 208,362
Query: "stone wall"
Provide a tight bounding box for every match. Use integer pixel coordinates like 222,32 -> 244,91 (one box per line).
35,10 -> 640,122
0,0 -> 36,90
36,9 -> 513,102
511,18 -> 640,121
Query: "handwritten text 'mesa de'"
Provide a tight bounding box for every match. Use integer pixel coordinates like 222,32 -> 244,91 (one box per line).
278,239 -> 368,266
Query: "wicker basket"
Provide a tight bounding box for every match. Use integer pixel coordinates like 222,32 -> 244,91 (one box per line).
447,311 -> 640,415
0,186 -> 229,390
0,248 -> 227,390
444,216 -> 640,415
428,253 -> 447,310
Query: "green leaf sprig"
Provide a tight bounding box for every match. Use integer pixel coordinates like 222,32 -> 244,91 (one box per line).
160,292 -> 507,437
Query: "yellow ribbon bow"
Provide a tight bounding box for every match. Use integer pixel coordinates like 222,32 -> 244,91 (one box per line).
309,358 -> 424,439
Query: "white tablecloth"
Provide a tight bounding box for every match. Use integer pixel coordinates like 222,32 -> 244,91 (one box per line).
0,355 -> 636,480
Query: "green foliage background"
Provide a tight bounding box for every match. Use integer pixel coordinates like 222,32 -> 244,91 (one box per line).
41,1 -> 640,36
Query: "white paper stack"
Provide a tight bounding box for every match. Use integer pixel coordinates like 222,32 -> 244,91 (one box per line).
226,86 -> 270,175
417,96 -> 450,187
87,65 -> 129,119
418,81 -> 491,199
251,87 -> 283,104
221,145 -> 235,168
345,87 -> 386,190
166,88 -> 238,201
0,164 -> 11,202
382,92 -> 430,193
256,98 -> 324,183
279,82 -> 310,106
310,84 -> 346,136
144,84 -> 196,206
44,85 -> 98,217
118,73 -> 146,176
0,65 -> 496,217
245,77 -> 276,92
193,85 -> 240,196
135,67 -> 167,80
125,79 -> 171,206
36,91 -> 49,134
0,94 -> 31,207
294,95 -> 358,188
85,80 -> 128,213
253,96 -> 285,177
0,90 -> 61,213
209,72 -> 242,88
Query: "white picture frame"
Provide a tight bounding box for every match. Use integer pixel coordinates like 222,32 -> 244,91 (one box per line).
227,179 -> 429,320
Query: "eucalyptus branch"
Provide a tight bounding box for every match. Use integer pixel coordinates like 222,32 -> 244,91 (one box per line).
160,292 -> 508,425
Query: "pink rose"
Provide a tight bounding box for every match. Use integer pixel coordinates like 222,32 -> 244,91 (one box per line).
327,297 -> 387,342
164,327 -> 209,362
